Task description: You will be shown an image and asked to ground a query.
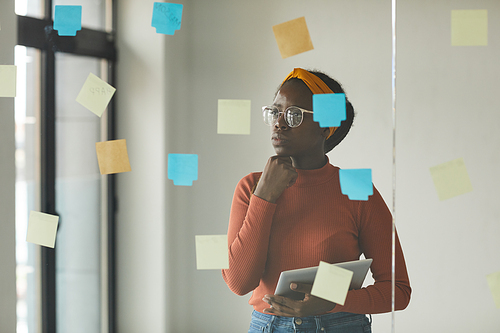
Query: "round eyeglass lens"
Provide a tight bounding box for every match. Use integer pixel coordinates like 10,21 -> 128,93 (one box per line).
285,107 -> 303,127
263,107 -> 279,126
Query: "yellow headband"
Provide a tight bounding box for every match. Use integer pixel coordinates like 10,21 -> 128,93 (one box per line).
282,68 -> 338,139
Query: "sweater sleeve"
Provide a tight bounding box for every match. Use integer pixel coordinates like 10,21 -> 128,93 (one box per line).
222,174 -> 277,296
332,187 -> 411,314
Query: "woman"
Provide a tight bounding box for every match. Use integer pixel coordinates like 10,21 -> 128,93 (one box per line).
222,68 -> 411,332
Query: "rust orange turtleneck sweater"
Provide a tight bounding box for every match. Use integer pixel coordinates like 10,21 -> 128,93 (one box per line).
222,160 -> 411,314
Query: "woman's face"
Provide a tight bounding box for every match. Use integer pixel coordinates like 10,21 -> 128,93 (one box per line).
270,80 -> 328,158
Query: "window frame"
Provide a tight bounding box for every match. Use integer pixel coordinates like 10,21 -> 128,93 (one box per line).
16,1 -> 118,331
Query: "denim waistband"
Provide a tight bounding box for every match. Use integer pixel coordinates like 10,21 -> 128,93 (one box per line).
251,310 -> 371,329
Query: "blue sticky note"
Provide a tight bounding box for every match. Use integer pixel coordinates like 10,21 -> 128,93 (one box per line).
313,93 -> 346,127
168,154 -> 198,186
151,2 -> 183,35
339,169 -> 373,201
53,5 -> 82,36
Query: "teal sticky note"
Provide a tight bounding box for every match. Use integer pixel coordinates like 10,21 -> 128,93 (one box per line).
53,5 -> 82,36
339,169 -> 373,201
151,2 -> 183,35
168,154 -> 198,186
313,93 -> 346,127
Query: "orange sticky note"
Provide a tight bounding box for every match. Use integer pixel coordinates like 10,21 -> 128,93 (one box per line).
272,17 -> 314,59
95,139 -> 132,175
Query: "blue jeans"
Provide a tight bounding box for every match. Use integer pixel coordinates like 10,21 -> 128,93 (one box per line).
248,310 -> 372,333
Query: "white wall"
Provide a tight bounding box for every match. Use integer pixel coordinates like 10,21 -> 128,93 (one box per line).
0,1 -> 18,332
116,0 -> 500,332
396,0 -> 500,331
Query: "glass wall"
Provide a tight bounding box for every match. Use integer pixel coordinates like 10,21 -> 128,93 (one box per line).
54,53 -> 103,333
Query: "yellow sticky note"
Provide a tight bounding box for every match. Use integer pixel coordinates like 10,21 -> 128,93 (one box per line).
487,271 -> 500,308
26,211 -> 59,248
76,73 -> 116,116
217,99 -> 251,135
0,65 -> 17,97
311,261 -> 353,306
451,10 -> 488,46
95,139 -> 132,175
272,17 -> 314,59
195,235 -> 229,270
429,158 -> 473,201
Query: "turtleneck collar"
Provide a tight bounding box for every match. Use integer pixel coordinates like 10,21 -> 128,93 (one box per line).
293,156 -> 336,187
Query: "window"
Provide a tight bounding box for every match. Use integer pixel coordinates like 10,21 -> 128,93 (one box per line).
15,0 -> 117,332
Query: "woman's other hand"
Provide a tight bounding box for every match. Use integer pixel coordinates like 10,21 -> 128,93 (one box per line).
261,283 -> 336,317
253,156 -> 298,203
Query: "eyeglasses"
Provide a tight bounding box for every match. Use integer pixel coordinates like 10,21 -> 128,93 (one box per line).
261,105 -> 313,128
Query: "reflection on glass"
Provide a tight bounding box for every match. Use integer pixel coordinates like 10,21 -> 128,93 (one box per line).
15,45 -> 41,333
15,0 -> 43,19
55,53 -> 103,332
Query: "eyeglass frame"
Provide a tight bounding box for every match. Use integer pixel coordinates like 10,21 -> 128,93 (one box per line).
261,105 -> 314,128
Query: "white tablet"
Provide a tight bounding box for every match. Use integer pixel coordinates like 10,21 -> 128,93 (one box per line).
274,258 -> 373,300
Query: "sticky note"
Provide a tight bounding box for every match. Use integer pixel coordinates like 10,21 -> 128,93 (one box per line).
339,169 -> 373,201
429,158 -> 473,200
95,139 -> 132,175
486,271 -> 500,308
168,153 -> 198,186
195,235 -> 229,270
26,211 -> 59,248
451,10 -> 488,46
311,261 -> 353,306
313,93 -> 346,127
0,65 -> 17,97
76,73 -> 116,117
53,5 -> 82,36
151,2 -> 183,35
272,17 -> 314,59
217,99 -> 251,135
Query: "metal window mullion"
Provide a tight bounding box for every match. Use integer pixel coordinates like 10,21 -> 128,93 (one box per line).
107,59 -> 117,333
40,47 -> 57,333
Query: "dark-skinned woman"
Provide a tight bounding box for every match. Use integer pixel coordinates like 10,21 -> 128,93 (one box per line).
222,68 -> 411,333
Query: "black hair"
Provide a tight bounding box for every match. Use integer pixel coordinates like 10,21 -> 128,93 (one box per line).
277,70 -> 355,153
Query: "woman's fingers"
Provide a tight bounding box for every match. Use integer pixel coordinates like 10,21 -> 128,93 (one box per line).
254,156 -> 298,203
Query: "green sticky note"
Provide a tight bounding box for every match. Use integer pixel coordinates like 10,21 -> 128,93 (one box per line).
451,10 -> 488,46
76,73 -> 116,117
217,99 -> 251,135
26,211 -> 59,248
487,271 -> 500,308
429,158 -> 473,201
0,65 -> 17,97
311,261 -> 353,306
195,235 -> 229,270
